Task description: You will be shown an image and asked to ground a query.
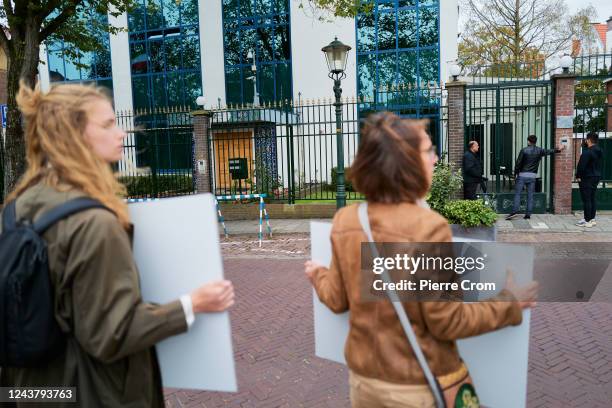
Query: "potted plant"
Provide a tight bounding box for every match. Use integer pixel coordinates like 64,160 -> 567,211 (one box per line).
426,155 -> 498,241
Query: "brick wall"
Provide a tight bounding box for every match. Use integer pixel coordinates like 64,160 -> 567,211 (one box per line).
552,75 -> 576,214
192,111 -> 212,193
446,81 -> 466,198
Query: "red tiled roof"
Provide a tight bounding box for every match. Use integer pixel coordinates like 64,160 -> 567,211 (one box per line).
592,23 -> 606,49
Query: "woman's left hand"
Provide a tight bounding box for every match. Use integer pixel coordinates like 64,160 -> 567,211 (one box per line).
304,260 -> 322,284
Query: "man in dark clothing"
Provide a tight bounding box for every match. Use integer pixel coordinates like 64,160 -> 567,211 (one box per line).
576,132 -> 603,227
462,141 -> 486,200
506,135 -> 565,220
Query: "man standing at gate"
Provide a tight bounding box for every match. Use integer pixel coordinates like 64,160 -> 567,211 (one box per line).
506,135 -> 565,220
462,141 -> 486,200
575,132 -> 603,227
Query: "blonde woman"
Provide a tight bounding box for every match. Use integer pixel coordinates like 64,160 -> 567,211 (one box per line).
0,82 -> 234,407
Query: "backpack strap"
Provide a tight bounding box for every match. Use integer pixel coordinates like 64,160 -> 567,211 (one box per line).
33,197 -> 112,235
2,200 -> 17,231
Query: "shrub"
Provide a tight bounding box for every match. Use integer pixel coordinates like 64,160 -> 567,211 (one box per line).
119,174 -> 193,198
426,156 -> 462,213
330,167 -> 354,192
442,200 -> 497,227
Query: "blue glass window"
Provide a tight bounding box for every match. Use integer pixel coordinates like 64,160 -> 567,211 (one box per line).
128,0 -> 202,109
355,0 -> 441,118
222,0 -> 293,105
46,9 -> 113,92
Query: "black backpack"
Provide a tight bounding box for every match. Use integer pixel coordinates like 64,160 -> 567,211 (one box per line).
0,197 -> 108,367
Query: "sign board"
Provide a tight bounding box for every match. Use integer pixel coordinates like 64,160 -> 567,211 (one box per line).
556,115 -> 574,129
129,194 -> 237,391
1,105 -> 7,128
228,157 -> 248,180
311,221 -> 533,408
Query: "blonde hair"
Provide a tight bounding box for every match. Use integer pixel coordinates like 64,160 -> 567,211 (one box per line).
7,81 -> 130,229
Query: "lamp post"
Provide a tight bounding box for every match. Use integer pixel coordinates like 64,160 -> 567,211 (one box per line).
247,49 -> 260,106
322,37 -> 351,209
560,54 -> 573,74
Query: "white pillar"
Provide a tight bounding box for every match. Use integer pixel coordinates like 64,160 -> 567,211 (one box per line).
108,8 -> 133,112
37,44 -> 51,92
200,0 -> 226,107
439,0 -> 459,83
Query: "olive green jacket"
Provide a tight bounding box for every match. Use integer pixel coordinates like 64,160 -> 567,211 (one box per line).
0,183 -> 188,407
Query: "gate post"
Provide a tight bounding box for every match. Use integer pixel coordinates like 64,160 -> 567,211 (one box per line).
446,80 -> 467,197
552,74 -> 576,214
192,110 -> 212,194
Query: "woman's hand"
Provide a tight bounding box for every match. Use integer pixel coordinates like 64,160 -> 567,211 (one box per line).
304,260 -> 322,285
190,280 -> 235,313
504,269 -> 538,309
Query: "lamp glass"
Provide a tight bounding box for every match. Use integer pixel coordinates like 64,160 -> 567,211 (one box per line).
322,39 -> 351,74
450,64 -> 461,77
560,55 -> 572,69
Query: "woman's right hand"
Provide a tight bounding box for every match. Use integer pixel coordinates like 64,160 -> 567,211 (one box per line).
190,280 -> 235,313
504,269 -> 538,309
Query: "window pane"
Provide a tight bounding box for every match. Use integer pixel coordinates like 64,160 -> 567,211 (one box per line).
419,0 -> 438,6
146,0 -> 163,29
80,51 -> 94,79
223,0 -> 239,19
152,74 -> 166,106
357,13 -> 375,52
128,3 -> 146,32
132,76 -> 149,109
377,11 -> 396,51
398,50 -> 417,85
48,50 -> 65,81
181,0 -> 199,26
377,52 -> 397,88
184,72 -> 202,106
273,26 -> 290,61
257,27 -> 274,61
242,66 -> 254,102
255,0 -> 272,15
240,0 -> 254,17
274,0 -> 288,14
165,37 -> 182,70
166,73 -> 183,106
163,0 -> 180,28
225,66 -> 242,105
377,1 -> 394,12
418,7 -> 438,47
240,29 -> 256,62
224,30 -> 241,65
149,40 -> 164,72
94,49 -> 112,79
397,9 -> 416,49
64,58 -> 81,81
419,48 -> 439,85
182,36 -> 200,69
131,42 -> 148,74
259,64 -> 275,103
275,62 -> 291,101
398,0 -> 416,7
357,54 -> 376,99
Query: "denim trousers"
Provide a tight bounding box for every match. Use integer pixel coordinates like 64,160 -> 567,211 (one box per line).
512,176 -> 536,215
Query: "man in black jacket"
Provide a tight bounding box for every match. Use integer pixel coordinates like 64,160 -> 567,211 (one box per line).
576,132 -> 603,227
462,141 -> 486,200
506,135 -> 565,220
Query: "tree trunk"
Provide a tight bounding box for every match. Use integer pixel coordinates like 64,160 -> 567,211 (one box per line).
3,22 -> 40,200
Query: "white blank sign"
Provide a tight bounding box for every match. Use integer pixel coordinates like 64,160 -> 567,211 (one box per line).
129,194 -> 237,392
310,221 -> 532,408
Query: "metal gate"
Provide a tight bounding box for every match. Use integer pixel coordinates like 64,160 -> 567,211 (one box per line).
465,80 -> 553,213
571,54 -> 612,210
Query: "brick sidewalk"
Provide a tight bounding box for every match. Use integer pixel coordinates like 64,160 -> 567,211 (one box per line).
164,233 -> 612,407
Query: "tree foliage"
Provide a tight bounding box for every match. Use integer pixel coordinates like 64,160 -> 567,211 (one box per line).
458,0 -> 596,71
0,0 -> 133,199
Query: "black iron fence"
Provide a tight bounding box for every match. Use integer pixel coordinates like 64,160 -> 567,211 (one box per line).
115,107 -> 194,199
209,86 -> 448,202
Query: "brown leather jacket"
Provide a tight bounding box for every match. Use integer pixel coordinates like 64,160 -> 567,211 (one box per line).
312,202 -> 522,385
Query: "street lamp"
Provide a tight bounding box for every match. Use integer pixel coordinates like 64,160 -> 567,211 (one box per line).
560,54 -> 573,74
450,64 -> 461,81
246,49 -> 259,106
322,37 -> 351,209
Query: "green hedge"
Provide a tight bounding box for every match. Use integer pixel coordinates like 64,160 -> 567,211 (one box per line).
119,174 -> 193,198
442,200 -> 497,227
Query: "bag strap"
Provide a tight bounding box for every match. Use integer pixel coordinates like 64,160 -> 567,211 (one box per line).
357,203 -> 445,408
33,197 -> 111,235
2,200 -> 17,231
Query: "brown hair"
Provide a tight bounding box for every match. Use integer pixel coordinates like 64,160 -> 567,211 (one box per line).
349,112 -> 430,203
7,81 -> 130,229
